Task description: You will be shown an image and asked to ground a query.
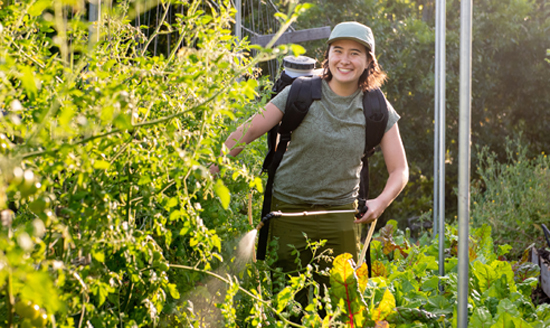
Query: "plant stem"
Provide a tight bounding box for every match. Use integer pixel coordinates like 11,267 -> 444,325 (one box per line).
6,269 -> 14,328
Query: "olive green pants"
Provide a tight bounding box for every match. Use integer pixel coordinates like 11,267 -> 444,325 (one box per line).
268,197 -> 360,315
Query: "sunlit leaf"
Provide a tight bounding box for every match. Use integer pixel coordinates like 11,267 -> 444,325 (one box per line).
28,0 -> 50,16
214,179 -> 230,209
371,288 -> 395,322
330,253 -> 368,327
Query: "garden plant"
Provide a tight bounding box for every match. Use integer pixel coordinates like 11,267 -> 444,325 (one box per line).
1,0 -> 549,327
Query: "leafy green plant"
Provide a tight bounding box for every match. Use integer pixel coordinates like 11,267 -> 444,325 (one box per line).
359,221 -> 549,328
471,137 -> 550,259
0,0 -> 312,326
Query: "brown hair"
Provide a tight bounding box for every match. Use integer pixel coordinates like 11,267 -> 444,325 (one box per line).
321,45 -> 387,92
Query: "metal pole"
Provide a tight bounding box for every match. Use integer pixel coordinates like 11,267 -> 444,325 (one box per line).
433,77 -> 440,238
235,0 -> 242,41
458,0 -> 472,326
436,0 -> 446,283
89,0 -> 101,45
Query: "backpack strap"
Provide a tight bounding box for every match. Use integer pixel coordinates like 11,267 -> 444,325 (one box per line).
358,88 -> 389,201
257,75 -> 322,260
261,71 -> 296,175
359,88 -> 388,277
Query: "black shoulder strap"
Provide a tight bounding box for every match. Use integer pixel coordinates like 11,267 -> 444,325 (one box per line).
363,88 -> 389,153
360,88 -> 389,278
261,71 -> 295,175
358,88 -> 389,202
257,75 -> 322,260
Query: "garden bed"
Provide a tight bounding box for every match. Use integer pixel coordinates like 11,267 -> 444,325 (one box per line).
530,247 -> 550,303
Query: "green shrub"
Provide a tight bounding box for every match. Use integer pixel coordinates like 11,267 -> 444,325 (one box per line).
471,137 -> 550,259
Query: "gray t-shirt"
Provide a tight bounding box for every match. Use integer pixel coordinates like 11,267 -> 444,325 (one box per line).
269,79 -> 400,205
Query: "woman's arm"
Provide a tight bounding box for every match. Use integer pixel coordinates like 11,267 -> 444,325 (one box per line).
210,102 -> 284,174
355,123 -> 409,224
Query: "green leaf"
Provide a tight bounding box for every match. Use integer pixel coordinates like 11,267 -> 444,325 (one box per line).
214,179 -> 230,209
90,281 -> 114,307
138,174 -> 152,185
180,221 -> 191,237
469,307 -> 495,327
166,197 -> 178,208
496,244 -> 512,256
371,288 -> 396,322
19,65 -> 38,99
93,160 -> 110,169
167,283 -> 180,299
58,106 -> 75,129
330,253 -> 368,327
253,176 -> 264,193
275,286 -> 293,313
211,234 -> 221,252
169,210 -> 181,221
114,113 -> 133,130
496,299 -> 521,319
289,44 -> 306,56
19,271 -> 62,313
92,250 -> 105,263
425,295 -> 452,315
28,0 -> 50,16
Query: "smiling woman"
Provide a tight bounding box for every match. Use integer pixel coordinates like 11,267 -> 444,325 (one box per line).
213,21 -> 409,322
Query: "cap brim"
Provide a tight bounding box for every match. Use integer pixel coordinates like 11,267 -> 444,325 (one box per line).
327,37 -> 372,52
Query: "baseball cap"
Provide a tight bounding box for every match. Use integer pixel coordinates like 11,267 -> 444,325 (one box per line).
327,22 -> 375,55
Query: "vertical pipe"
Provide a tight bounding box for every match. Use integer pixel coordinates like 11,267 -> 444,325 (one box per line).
89,0 -> 101,45
436,0 -> 446,283
433,76 -> 440,239
235,0 -> 242,41
458,0 -> 473,326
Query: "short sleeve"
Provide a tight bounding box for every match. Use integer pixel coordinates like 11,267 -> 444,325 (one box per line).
269,85 -> 291,114
385,100 -> 400,133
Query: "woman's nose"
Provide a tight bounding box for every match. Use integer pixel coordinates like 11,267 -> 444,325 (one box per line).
340,54 -> 351,63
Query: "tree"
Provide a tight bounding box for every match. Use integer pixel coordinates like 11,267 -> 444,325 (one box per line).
294,0 -> 550,229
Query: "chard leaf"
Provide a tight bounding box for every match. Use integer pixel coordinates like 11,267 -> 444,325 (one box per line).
330,253 -> 368,327
371,288 -> 396,322
469,306 -> 495,327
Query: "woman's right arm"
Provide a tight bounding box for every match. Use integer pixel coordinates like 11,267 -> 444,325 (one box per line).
210,102 -> 283,174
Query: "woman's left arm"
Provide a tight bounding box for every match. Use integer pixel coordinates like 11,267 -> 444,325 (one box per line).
355,123 -> 409,224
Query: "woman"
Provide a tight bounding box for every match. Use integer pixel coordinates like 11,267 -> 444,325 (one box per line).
212,21 -> 408,312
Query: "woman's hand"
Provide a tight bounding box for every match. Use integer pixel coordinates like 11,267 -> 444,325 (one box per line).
355,198 -> 385,224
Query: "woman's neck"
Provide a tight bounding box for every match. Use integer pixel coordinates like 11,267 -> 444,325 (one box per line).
327,79 -> 359,96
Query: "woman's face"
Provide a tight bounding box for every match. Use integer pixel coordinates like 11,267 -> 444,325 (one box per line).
327,39 -> 370,90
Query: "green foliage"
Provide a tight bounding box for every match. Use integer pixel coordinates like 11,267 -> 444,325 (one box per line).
1,0 -> 548,327
0,0 -> 308,326
471,137 -> 550,259
341,221 -> 547,328
295,0 -> 550,225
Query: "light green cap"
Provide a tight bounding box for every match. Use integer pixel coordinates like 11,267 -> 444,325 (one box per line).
327,22 -> 375,54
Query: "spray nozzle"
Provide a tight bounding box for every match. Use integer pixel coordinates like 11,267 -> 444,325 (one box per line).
255,211 -> 283,231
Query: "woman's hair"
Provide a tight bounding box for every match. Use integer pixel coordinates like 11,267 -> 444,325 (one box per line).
321,45 -> 387,92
